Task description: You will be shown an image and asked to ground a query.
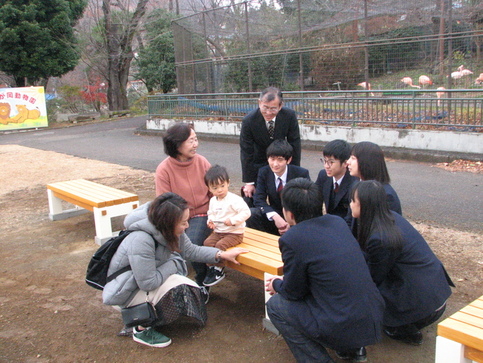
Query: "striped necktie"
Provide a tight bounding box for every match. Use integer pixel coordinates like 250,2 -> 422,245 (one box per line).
277,177 -> 283,194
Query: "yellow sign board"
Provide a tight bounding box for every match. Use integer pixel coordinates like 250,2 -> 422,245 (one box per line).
0,86 -> 48,131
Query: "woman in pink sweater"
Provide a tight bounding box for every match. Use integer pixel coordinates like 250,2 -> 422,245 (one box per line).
155,123 -> 212,286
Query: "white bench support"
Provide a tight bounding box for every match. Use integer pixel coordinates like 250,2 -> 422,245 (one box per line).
47,189 -> 89,220
435,336 -> 472,363
263,272 -> 281,335
47,187 -> 139,245
92,202 -> 139,245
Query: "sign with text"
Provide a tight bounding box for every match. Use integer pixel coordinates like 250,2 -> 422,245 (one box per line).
0,86 -> 48,131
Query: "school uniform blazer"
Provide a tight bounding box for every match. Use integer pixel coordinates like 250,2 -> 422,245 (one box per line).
253,164 -> 310,216
315,169 -> 358,218
240,106 -> 301,183
272,215 -> 385,351
366,211 -> 453,327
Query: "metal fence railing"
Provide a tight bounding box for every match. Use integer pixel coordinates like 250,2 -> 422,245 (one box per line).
148,90 -> 483,131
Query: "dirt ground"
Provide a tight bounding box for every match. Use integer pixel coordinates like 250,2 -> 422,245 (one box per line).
0,144 -> 482,363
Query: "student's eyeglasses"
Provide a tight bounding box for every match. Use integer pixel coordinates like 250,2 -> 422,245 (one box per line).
321,158 -> 337,166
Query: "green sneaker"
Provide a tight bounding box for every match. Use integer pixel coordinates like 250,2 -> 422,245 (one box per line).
132,327 -> 172,348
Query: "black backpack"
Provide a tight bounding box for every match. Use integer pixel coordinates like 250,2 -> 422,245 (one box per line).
85,230 -> 134,290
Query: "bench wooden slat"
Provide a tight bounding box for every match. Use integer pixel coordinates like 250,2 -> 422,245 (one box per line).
239,238 -> 281,255
472,300 -> 483,309
438,319 -> 483,350
225,228 -> 283,280
233,249 -> 283,271
450,311 -> 483,329
52,179 -> 137,205
234,242 -> 282,262
465,346 -> 483,363
461,306 -> 483,319
244,228 -> 280,245
47,179 -> 138,208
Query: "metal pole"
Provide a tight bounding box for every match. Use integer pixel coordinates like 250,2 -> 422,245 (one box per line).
244,2 -> 253,92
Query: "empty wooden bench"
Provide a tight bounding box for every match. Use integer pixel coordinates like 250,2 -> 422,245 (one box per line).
47,179 -> 139,245
226,227 -> 283,334
436,295 -> 483,363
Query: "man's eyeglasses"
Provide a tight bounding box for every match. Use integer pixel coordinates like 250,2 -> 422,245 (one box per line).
260,105 -> 280,113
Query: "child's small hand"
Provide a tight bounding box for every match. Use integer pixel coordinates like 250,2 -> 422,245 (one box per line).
224,218 -> 233,226
207,221 -> 215,229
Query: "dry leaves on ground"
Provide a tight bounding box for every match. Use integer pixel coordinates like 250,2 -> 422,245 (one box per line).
434,159 -> 482,174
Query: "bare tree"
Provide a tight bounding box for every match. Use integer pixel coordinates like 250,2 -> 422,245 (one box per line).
102,0 -> 149,110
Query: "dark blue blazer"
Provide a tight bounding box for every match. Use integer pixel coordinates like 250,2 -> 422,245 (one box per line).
240,106 -> 301,183
365,211 -> 453,327
253,164 -> 310,216
272,215 -> 385,351
315,169 -> 358,218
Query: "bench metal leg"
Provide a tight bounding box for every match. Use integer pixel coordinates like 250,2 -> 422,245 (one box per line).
435,336 -> 471,363
93,202 -> 138,245
264,272 -> 281,335
47,189 -> 88,220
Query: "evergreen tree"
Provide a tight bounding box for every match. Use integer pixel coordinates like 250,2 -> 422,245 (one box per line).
134,9 -> 176,93
0,0 -> 87,87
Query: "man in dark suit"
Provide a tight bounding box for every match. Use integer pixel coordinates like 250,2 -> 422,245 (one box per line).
265,178 -> 385,362
315,139 -> 358,218
246,140 -> 309,236
240,87 -> 301,202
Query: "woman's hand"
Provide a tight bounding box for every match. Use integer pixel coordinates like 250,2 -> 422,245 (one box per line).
220,247 -> 249,265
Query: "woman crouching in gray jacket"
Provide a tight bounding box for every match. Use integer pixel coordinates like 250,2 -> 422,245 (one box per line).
102,192 -> 248,348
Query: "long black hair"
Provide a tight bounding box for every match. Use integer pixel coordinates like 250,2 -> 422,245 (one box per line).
351,180 -> 403,252
148,192 -> 188,252
351,141 -> 391,183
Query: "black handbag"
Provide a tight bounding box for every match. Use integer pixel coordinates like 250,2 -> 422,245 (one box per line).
121,293 -> 157,328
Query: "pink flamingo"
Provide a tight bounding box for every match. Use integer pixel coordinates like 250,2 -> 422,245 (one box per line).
458,65 -> 473,76
357,82 -> 374,96
401,77 -> 420,89
475,73 -> 483,85
436,87 -> 446,107
419,75 -> 433,88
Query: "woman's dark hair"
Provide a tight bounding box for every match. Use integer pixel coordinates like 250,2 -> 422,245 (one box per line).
281,177 -> 322,224
163,123 -> 193,158
204,164 -> 229,187
351,141 -> 391,183
351,180 -> 403,253
148,192 -> 188,252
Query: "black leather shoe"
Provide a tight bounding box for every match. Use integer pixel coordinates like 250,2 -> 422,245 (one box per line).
335,347 -> 367,362
384,328 -> 423,346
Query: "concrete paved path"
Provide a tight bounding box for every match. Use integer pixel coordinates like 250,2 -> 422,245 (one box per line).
1,116 -> 481,233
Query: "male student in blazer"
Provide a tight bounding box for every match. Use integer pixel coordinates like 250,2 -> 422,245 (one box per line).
240,87 -> 301,202
315,139 -> 358,218
246,139 -> 310,236
265,178 -> 384,362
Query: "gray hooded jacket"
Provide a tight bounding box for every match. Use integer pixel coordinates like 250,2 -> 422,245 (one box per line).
102,202 -> 219,306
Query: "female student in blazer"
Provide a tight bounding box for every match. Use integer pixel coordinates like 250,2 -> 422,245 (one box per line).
347,141 -> 401,214
350,180 -> 453,346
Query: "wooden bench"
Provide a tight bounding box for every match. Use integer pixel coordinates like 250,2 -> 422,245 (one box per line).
47,179 -> 139,245
436,295 -> 483,363
226,227 -> 283,334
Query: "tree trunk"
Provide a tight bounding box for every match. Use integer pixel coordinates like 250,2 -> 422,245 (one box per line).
102,0 -> 148,111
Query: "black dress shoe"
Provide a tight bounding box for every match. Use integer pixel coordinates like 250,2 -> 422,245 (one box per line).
384,328 -> 423,346
335,347 -> 367,362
